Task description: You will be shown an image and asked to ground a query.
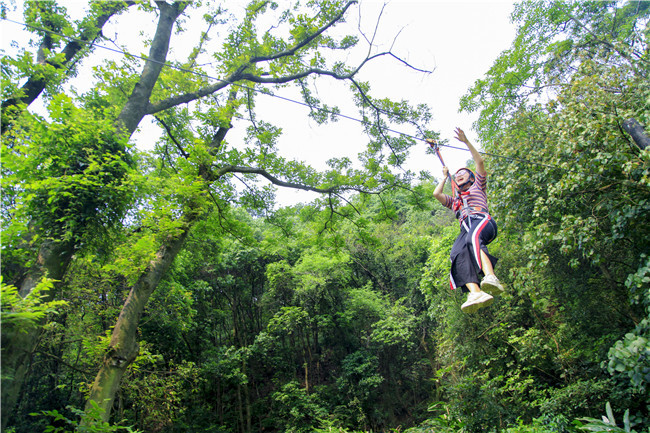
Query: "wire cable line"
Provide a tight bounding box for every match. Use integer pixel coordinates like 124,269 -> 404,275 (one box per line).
2,17 -> 645,185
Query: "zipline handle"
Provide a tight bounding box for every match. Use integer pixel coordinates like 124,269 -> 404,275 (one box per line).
427,139 -> 455,188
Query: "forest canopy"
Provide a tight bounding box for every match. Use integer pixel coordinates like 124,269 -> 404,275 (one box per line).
1,1 -> 649,432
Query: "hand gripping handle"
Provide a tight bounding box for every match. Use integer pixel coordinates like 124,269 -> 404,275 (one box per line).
428,139 -> 454,184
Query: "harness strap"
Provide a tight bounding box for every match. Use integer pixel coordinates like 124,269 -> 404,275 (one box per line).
455,206 -> 489,221
429,141 -> 483,227
459,211 -> 490,232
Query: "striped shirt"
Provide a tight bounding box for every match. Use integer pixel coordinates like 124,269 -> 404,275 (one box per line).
442,172 -> 489,220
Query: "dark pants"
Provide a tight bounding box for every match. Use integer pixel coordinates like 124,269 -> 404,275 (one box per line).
449,214 -> 498,292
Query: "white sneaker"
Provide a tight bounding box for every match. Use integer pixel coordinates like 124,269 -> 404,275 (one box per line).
481,274 -> 504,296
461,291 -> 494,314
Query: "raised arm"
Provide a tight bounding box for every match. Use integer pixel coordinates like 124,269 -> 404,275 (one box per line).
433,166 -> 450,206
455,128 -> 486,177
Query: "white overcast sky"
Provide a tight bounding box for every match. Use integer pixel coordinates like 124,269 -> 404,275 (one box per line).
1,0 -> 517,205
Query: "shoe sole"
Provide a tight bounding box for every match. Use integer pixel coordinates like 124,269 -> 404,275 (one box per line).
461,296 -> 494,314
481,281 -> 505,297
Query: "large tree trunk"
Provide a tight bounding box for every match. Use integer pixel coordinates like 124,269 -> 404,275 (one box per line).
83,119 -> 235,421
84,123 -> 236,423
80,5 -> 190,423
1,2 -> 187,426
83,223 -> 193,421
0,239 -> 74,429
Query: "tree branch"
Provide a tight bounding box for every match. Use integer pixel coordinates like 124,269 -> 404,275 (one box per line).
238,67 -> 353,84
1,1 -> 135,134
147,1 -> 357,114
215,165 -> 338,193
116,1 -> 189,135
248,0 -> 358,64
622,118 -> 649,150
147,79 -> 231,115
35,350 -> 93,376
187,19 -> 216,69
154,115 -> 190,158
568,13 -> 646,65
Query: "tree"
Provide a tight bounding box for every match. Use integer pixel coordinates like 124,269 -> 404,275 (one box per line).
2,0 -> 436,425
444,0 -> 650,428
1,2 -> 188,424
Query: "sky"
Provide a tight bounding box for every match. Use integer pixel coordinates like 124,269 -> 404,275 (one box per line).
231,0 -> 518,204
1,0 -> 517,206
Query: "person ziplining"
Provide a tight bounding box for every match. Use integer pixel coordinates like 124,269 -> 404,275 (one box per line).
427,128 -> 504,313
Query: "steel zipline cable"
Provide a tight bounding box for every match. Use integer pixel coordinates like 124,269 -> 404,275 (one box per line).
0,17 -> 638,181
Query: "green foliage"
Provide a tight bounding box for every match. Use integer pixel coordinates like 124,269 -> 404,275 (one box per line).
122,356 -> 200,432
335,350 -> 383,427
270,381 -> 327,433
462,0 -> 649,143
403,412 -> 466,433
5,1 -> 650,433
446,1 -> 650,431
577,402 -> 639,433
1,277 -> 67,333
34,401 -> 140,433
498,416 -> 570,433
2,93 -> 133,245
606,318 -> 650,394
624,255 -> 650,311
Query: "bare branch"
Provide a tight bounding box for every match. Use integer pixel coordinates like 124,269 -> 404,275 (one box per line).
319,194 -> 337,235
317,193 -> 364,235
382,51 -> 433,74
215,165 -> 337,193
378,193 -> 397,222
238,67 -> 353,84
333,192 -> 362,216
154,115 -> 190,158
357,1 -> 385,47
35,350 -> 93,376
202,190 -> 249,244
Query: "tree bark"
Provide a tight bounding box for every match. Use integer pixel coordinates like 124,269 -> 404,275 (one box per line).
0,239 -> 74,429
83,222 -> 193,421
116,1 -> 188,136
623,118 -> 650,150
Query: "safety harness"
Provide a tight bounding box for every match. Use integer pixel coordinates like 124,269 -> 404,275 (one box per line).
429,140 -> 488,229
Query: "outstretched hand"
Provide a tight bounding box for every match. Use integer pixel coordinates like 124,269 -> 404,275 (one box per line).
454,126 -> 486,176
442,166 -> 449,178
454,128 -> 469,145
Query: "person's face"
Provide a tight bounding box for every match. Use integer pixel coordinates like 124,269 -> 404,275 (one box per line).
454,170 -> 471,190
